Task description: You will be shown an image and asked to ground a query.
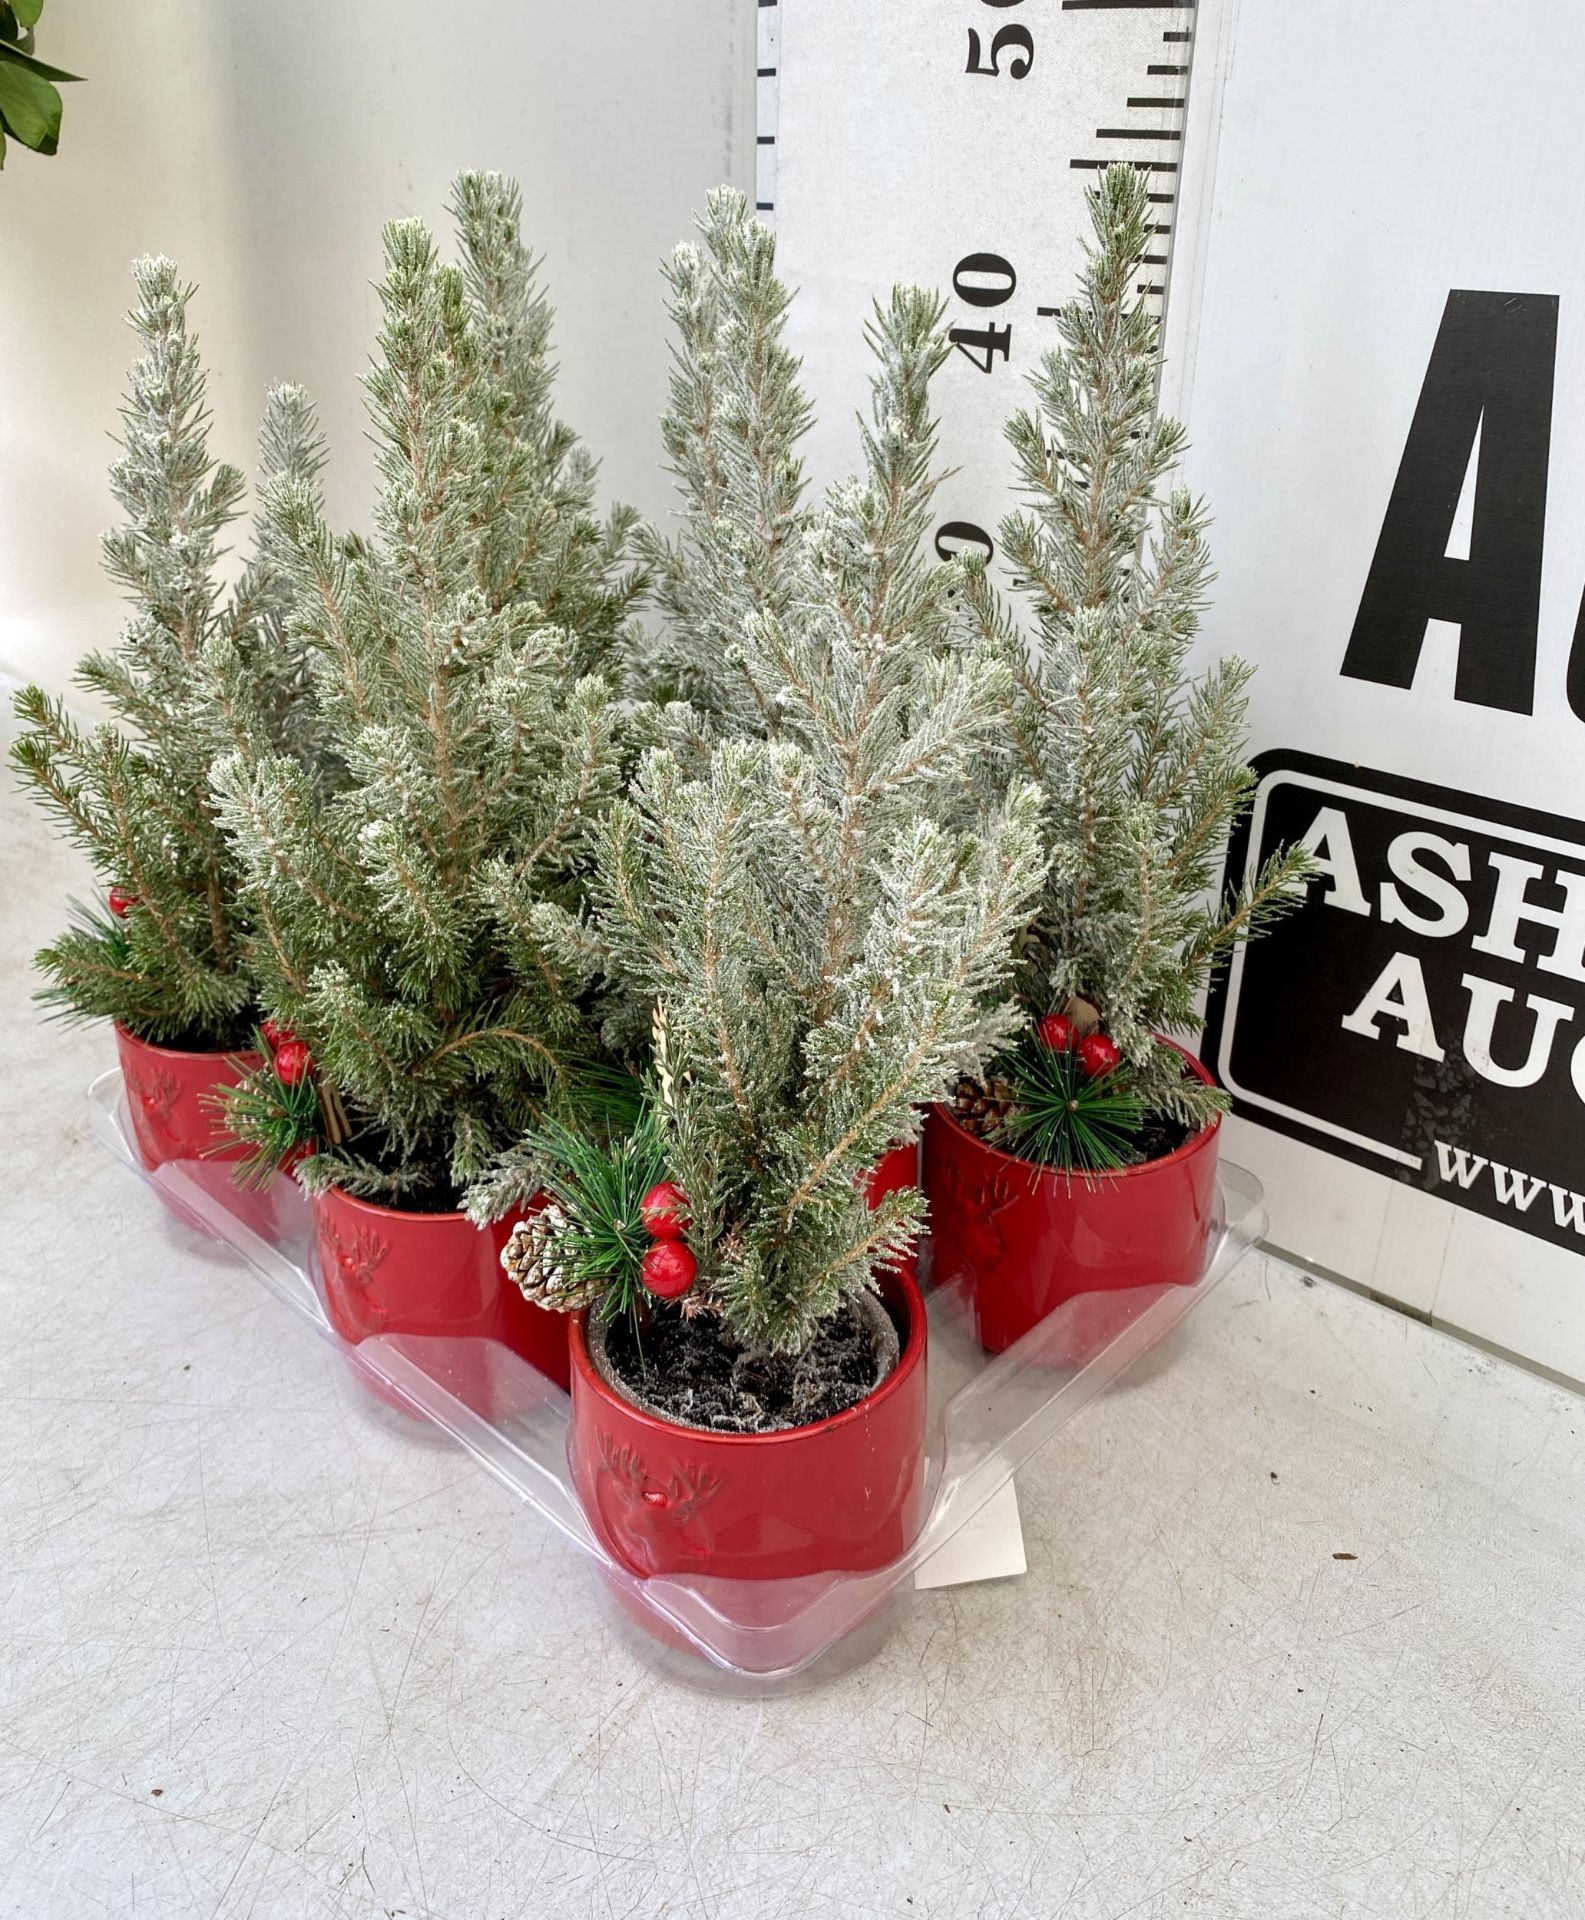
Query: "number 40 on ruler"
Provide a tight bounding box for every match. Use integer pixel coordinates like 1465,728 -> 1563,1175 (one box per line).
941,0 -> 1196,568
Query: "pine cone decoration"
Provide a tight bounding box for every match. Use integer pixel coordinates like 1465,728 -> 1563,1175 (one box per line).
500,1204 -> 603,1312
950,1073 -> 1016,1141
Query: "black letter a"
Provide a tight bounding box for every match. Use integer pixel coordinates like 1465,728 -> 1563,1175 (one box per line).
1342,290 -> 1557,714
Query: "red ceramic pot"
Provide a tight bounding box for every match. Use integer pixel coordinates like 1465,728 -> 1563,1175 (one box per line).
311,1185 -> 571,1393
116,1022 -> 260,1171
114,1022 -> 292,1242
922,1039 -> 1222,1354
568,1260 -> 928,1586
867,1138 -> 920,1209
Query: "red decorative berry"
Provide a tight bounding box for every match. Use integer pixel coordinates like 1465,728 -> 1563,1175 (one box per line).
1076,1033 -> 1122,1080
108,885 -> 137,918
273,1038 -> 314,1087
260,1016 -> 296,1050
639,1180 -> 690,1240
640,1239 -> 696,1301
1037,1012 -> 1076,1053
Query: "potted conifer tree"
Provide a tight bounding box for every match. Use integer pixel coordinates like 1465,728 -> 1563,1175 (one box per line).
474,192 -> 1046,1591
11,256 -> 324,1215
210,175 -> 644,1388
923,165 -> 1309,1353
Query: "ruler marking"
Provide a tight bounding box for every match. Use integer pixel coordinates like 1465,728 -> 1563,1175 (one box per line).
766,0 -> 1201,548
1070,158 -> 1180,174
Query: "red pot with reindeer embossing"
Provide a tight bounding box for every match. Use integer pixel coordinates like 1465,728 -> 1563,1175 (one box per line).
568,1261 -> 928,1588
311,1186 -> 571,1402
567,1145 -> 928,1591
922,1039 -> 1221,1357
114,1023 -> 289,1242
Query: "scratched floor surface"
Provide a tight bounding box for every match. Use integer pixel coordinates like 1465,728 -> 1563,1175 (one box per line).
3,710 -> 1584,1920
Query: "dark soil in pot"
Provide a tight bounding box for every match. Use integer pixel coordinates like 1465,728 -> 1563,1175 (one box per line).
311,1125 -> 469,1213
1111,1111 -> 1193,1165
596,1290 -> 901,1436
133,1015 -> 260,1054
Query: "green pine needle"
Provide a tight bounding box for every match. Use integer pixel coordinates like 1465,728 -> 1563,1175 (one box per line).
995,1036 -> 1153,1175
204,1030 -> 321,1189
544,1057 -> 647,1138
527,1111 -> 670,1326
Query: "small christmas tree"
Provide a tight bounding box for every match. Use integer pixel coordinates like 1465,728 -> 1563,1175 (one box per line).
10,258 -> 324,1046
589,742 -> 1043,1354
210,174 -> 644,1207
494,194 -> 1047,1363
637,187 -> 997,786
970,163 -> 1309,1141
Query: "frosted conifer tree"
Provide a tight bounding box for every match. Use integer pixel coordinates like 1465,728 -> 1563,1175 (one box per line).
211,175 -> 642,1206
637,187 -> 1001,793
494,191 -> 1046,1355
971,164 -> 1309,1126
589,742 -> 1044,1352
11,258 -> 324,1045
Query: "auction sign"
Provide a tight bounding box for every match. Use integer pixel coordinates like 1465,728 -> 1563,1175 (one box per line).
769,0 -> 1585,1376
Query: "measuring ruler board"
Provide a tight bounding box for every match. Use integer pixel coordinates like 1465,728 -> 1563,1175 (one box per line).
758,0 -> 1209,559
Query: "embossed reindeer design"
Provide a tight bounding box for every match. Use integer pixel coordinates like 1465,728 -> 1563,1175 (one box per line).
317,1218 -> 390,1332
126,1063 -> 186,1152
595,1433 -> 723,1573
938,1155 -> 1022,1284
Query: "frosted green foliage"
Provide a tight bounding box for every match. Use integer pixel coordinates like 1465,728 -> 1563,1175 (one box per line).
638,188 -> 1000,799
638,188 -> 810,727
449,172 -> 647,676
211,182 -> 635,1206
10,257 -> 325,1044
544,188 -> 1048,1352
593,738 -> 1044,1352
971,164 -> 1310,1123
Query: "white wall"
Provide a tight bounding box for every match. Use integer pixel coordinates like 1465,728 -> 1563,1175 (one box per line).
0,0 -> 755,695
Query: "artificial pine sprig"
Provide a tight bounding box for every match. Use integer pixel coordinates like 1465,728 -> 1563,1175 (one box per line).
203,1028 -> 322,1189
968,163 -> 1311,1116
497,1114 -> 670,1325
994,1034 -> 1154,1175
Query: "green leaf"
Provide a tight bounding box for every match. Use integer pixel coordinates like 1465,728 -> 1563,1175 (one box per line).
0,37 -> 81,81
0,53 -> 59,153
0,122 -> 6,167
10,0 -> 43,29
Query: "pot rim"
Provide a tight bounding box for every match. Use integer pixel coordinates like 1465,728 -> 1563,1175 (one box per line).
932,1033 -> 1221,1184
569,1260 -> 928,1450
114,1020 -> 263,1069
313,1181 -> 486,1227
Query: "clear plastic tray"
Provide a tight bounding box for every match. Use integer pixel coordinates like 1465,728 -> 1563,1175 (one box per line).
88,1068 -> 1265,1688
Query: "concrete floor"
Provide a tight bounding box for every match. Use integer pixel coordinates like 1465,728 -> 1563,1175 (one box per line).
4,726 -> 1585,1919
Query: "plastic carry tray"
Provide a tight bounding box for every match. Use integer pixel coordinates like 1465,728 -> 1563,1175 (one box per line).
88,1067 -> 1265,1688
